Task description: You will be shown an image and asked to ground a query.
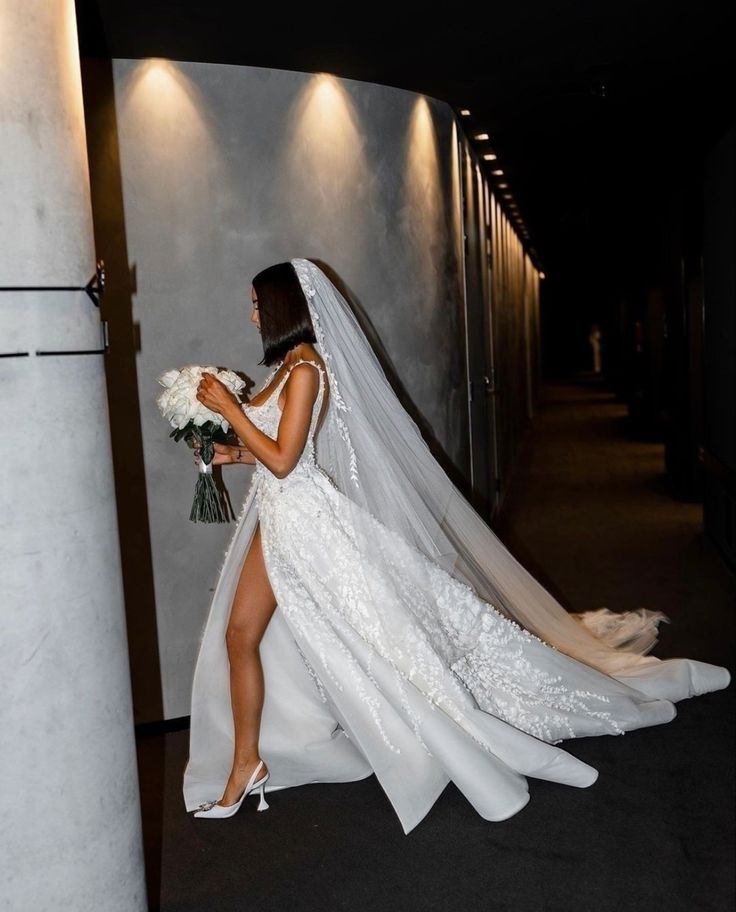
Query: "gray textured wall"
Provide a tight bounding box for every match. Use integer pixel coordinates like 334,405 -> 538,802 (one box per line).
1,3 -> 145,907
94,60 -> 468,720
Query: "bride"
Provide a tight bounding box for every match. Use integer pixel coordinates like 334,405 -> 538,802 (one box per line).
183,257 -> 730,832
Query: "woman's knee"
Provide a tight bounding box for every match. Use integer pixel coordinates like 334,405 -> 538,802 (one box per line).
226,617 -> 262,653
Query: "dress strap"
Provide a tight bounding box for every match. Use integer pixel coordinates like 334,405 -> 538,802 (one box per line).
280,358 -> 326,391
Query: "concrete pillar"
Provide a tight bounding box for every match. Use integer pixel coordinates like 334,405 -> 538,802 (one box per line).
0,3 -> 147,909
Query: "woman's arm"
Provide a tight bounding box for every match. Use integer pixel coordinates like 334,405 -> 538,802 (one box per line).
197,364 -> 319,479
231,445 -> 256,465
193,442 -> 256,466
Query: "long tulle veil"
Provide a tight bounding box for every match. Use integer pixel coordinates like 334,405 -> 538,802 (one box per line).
290,257 -> 727,699
182,257 -> 729,819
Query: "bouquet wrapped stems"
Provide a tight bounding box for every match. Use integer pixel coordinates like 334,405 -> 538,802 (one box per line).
184,427 -> 229,524
167,420 -> 230,523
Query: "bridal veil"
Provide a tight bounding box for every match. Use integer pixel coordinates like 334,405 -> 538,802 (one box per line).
183,257 -> 729,826
288,257 -> 728,700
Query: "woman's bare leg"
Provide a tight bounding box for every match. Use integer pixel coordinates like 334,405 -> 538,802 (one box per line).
219,522 -> 276,806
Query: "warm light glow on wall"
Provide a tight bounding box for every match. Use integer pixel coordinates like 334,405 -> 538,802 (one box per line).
483,153 -> 497,161
118,59 -> 222,248
474,133 -> 489,141
280,73 -> 368,248
0,0 -> 94,283
451,119 -> 463,264
58,0 -> 86,129
121,59 -> 218,158
286,72 -> 366,186
0,0 -> 90,180
460,109 -> 471,116
123,59 -> 211,121
403,96 -> 445,302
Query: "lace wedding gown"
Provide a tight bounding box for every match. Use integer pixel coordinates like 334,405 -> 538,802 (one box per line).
183,355 -> 730,833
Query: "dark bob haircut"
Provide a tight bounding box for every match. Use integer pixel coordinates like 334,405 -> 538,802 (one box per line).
251,262 -> 317,366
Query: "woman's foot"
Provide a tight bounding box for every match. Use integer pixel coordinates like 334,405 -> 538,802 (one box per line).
218,756 -> 269,807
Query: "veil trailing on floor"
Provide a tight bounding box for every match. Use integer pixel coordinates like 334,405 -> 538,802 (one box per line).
183,257 -> 728,824
290,257 -> 726,700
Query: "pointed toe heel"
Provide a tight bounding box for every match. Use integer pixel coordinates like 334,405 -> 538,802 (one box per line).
193,760 -> 270,819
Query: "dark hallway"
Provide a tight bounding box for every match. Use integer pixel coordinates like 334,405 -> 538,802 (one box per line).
140,377 -> 734,912
496,378 -> 735,672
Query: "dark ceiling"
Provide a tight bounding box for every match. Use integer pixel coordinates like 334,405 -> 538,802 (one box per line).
76,0 -> 735,289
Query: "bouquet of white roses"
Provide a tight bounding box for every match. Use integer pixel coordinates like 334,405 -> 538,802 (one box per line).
156,365 -> 246,523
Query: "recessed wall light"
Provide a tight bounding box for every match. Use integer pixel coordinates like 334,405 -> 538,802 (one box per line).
474,133 -> 490,141
492,169 -> 504,176
483,153 -> 497,161
460,109 -> 471,116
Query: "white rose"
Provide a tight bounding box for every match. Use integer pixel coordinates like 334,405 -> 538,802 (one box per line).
157,368 -> 180,389
168,395 -> 192,429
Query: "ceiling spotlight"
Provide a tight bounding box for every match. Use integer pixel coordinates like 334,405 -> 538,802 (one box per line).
474,133 -> 490,141
483,153 -> 497,161
539,272 -> 546,279
491,169 -> 504,176
460,109 -> 471,117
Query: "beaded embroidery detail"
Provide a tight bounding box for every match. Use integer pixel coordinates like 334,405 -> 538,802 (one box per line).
217,264 -> 635,761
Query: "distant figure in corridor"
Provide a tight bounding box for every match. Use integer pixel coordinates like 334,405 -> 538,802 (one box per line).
589,322 -> 602,373
182,258 -> 730,832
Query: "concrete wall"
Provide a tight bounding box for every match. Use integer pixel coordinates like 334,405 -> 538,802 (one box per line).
1,3 -> 145,907
85,60 -> 468,720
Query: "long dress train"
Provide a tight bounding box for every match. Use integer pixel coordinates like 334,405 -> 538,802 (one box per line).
183,358 -> 730,833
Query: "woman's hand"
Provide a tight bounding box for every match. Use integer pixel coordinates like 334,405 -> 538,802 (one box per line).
196,373 -> 240,419
194,442 -> 255,466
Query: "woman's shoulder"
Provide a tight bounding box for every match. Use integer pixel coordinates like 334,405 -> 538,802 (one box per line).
283,345 -> 326,375
282,348 -> 328,405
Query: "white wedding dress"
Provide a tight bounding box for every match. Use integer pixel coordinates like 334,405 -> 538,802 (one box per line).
183,340 -> 730,833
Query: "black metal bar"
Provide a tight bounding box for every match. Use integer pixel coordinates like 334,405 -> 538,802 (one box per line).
0,260 -> 106,307
0,261 -> 108,356
0,286 -> 85,292
36,349 -> 106,356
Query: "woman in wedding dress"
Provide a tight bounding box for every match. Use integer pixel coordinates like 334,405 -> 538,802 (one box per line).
183,258 -> 730,832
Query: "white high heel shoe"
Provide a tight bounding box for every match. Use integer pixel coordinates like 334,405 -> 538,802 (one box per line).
193,759 -> 270,818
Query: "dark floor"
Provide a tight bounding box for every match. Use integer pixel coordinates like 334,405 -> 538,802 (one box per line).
137,378 -> 735,912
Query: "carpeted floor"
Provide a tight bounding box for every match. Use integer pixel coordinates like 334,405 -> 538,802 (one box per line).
137,378 -> 735,912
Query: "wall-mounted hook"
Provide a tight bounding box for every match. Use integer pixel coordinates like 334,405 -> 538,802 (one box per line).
0,259 -> 109,356
84,260 -> 106,308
